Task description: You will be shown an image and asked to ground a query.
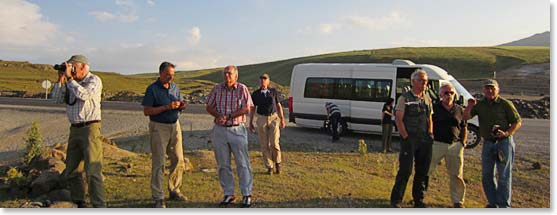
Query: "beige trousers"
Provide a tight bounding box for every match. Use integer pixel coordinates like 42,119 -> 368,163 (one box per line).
149,120 -> 185,200
428,140 -> 466,204
256,113 -> 282,169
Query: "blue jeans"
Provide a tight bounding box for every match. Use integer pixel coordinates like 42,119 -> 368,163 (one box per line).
481,137 -> 515,208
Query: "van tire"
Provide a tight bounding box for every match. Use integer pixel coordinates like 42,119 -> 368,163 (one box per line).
465,125 -> 481,149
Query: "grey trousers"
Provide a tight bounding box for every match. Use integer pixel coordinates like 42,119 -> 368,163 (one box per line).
211,124 -> 253,196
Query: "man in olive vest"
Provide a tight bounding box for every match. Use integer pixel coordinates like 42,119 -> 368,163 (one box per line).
390,69 -> 434,208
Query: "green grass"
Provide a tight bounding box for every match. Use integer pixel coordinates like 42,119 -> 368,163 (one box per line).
0,46 -> 549,96
0,147 -> 549,208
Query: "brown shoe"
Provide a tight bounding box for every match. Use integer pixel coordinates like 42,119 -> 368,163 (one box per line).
169,191 -> 188,202
154,199 -> 166,208
453,203 -> 464,208
275,163 -> 281,174
266,167 -> 274,175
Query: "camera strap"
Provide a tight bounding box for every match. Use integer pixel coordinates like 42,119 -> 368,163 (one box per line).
64,84 -> 77,106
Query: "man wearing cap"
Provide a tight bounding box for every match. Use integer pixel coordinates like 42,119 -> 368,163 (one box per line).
206,65 -> 255,207
463,79 -> 521,208
249,73 -> 286,175
142,62 -> 187,208
50,55 -> 106,208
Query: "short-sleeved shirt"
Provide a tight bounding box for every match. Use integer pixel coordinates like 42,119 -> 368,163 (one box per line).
141,79 -> 182,124
325,102 -> 341,117
252,88 -> 281,116
433,102 -> 467,144
206,82 -> 254,126
382,104 -> 393,124
470,96 -> 521,140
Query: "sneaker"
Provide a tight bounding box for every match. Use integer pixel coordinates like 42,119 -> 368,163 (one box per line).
169,191 -> 188,202
414,201 -> 426,208
390,202 -> 402,208
275,163 -> 281,174
73,201 -> 87,208
453,203 -> 464,208
485,204 -> 497,208
219,195 -> 236,206
154,199 -> 166,208
241,195 -> 252,208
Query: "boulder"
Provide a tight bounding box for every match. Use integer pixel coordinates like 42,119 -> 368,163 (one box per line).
50,149 -> 67,161
184,157 -> 194,172
49,201 -> 77,208
30,170 -> 61,197
47,189 -> 72,202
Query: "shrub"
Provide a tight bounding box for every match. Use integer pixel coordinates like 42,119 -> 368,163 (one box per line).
5,167 -> 30,187
23,122 -> 44,166
358,138 -> 367,156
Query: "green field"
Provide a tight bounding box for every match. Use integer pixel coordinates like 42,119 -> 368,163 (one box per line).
0,46 -> 549,97
0,147 -> 549,208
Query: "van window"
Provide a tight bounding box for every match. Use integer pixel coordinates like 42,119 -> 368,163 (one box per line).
304,77 -> 391,102
353,79 -> 392,102
304,78 -> 335,99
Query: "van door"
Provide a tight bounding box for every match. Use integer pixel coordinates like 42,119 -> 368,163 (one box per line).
350,66 -> 396,133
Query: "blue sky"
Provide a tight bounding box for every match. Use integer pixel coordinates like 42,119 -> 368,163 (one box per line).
0,0 -> 550,74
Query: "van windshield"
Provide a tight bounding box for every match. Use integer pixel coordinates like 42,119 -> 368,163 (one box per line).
449,79 -> 473,100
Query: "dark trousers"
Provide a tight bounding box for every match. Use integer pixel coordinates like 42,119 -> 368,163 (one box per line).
381,123 -> 393,151
329,112 -> 341,140
390,133 -> 433,205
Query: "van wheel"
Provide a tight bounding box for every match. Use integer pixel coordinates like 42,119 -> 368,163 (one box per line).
465,125 -> 481,149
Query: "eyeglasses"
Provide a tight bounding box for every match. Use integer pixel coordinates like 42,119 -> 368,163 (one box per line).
443,91 -> 455,96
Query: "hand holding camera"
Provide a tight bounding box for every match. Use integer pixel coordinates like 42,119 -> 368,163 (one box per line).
178,100 -> 187,111
53,62 -> 75,80
492,124 -> 508,139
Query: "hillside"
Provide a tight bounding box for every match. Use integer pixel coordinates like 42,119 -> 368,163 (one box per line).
499,31 -> 550,46
1,46 -> 550,99
135,46 -> 550,88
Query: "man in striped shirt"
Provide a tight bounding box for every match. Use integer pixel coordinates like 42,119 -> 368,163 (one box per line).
325,102 -> 342,142
206,65 -> 254,207
50,55 -> 106,208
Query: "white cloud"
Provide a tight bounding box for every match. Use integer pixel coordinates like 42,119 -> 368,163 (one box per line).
119,43 -> 144,48
0,0 -> 58,47
344,12 -> 404,30
187,27 -> 201,46
147,0 -> 156,6
303,11 -> 408,35
89,11 -> 138,23
115,0 -> 134,7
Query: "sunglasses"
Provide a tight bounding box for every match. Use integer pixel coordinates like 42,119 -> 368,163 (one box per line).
443,91 -> 455,96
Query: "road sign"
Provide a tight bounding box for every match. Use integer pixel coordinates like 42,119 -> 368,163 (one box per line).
42,80 -> 52,100
42,80 -> 52,89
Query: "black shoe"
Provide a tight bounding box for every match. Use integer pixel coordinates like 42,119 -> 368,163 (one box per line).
220,195 -> 235,206
485,204 -> 497,208
414,201 -> 426,208
74,201 -> 87,208
390,202 -> 402,208
154,199 -> 166,208
275,163 -> 281,174
241,195 -> 252,208
169,191 -> 188,202
266,168 -> 274,175
453,203 -> 464,208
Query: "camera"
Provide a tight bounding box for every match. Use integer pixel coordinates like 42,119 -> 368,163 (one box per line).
53,63 -> 67,71
492,124 -> 502,138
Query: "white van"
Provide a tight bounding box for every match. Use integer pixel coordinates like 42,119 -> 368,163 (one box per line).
288,59 -> 481,148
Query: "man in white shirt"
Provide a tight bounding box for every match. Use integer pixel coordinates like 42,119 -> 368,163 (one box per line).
50,55 -> 105,208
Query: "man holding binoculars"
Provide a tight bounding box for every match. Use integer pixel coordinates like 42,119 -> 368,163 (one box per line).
463,79 -> 522,208
50,55 -> 106,208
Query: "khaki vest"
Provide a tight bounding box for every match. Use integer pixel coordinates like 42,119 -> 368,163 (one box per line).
401,91 -> 432,135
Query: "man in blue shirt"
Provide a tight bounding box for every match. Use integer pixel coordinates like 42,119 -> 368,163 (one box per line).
142,62 -> 187,208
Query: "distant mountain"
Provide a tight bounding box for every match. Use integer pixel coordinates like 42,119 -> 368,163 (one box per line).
499,31 -> 550,46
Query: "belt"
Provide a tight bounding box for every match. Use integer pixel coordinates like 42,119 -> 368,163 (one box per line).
222,124 -> 240,127
71,120 -> 100,128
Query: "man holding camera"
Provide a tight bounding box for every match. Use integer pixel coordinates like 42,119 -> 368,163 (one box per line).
142,62 -> 188,208
463,79 -> 521,208
50,55 -> 106,208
